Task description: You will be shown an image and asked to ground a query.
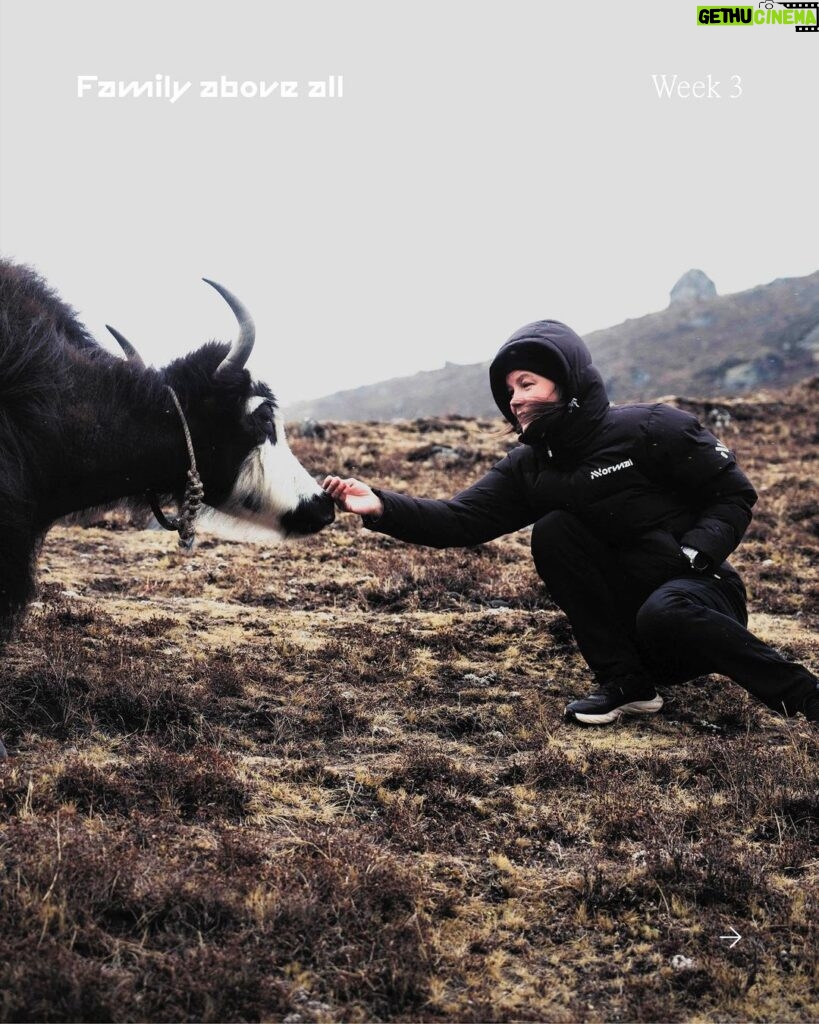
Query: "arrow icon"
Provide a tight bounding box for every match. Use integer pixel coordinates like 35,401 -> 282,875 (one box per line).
720,926 -> 742,949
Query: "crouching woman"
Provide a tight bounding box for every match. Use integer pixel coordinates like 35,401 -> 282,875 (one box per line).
323,320 -> 819,727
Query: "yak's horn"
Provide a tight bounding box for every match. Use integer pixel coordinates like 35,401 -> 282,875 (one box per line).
106,325 -> 146,369
203,279 -> 256,376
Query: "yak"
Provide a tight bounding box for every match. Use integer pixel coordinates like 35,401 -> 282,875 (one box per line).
0,258 -> 335,649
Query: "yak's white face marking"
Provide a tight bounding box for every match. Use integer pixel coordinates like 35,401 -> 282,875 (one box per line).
195,505 -> 287,544
195,397 -> 326,544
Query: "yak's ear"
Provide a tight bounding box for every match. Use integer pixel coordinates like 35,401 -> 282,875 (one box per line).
249,400 -> 277,445
106,325 -> 146,369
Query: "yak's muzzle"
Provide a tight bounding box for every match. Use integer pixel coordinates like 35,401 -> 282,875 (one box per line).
281,491 -> 336,536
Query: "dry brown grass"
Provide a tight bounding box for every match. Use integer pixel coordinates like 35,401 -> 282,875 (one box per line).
1,381 -> 818,1021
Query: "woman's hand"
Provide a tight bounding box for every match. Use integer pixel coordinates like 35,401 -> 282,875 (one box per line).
322,476 -> 384,518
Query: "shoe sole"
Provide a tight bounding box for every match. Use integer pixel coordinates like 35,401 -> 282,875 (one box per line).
567,696 -> 664,726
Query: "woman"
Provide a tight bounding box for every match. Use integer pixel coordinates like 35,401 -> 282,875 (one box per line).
323,320 -> 819,727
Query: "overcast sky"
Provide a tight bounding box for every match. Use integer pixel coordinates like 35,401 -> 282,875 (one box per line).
1,0 -> 817,407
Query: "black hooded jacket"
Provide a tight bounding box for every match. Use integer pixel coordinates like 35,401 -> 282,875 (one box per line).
365,321 -> 758,585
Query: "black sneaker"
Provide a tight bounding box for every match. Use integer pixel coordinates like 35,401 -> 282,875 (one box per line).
801,684 -> 819,723
565,676 -> 663,726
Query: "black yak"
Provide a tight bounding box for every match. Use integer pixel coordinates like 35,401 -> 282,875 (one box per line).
0,258 -> 335,644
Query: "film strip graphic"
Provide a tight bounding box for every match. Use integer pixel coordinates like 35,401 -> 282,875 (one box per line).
775,2 -> 819,31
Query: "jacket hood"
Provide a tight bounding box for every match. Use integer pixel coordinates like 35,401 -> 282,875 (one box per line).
489,320 -> 610,456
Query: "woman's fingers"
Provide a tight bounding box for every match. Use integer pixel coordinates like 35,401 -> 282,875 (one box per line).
322,476 -> 361,510
322,476 -> 380,516
322,475 -> 348,498
323,476 -> 365,495
319,477 -> 346,505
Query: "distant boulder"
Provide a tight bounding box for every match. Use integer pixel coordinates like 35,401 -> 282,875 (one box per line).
406,443 -> 475,467
723,353 -> 784,390
670,269 -> 717,306
292,418 -> 329,440
797,323 -> 819,353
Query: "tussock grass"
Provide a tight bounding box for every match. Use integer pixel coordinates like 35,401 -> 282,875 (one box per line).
1,379 -> 818,1020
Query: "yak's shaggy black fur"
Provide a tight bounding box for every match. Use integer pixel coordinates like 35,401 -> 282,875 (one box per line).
0,260 -> 97,635
0,260 -> 277,641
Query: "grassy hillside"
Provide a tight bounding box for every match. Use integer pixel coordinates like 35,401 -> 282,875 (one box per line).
1,379 -> 818,1021
286,272 -> 819,421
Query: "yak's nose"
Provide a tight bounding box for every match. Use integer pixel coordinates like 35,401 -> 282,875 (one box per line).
313,490 -> 336,527
281,491 -> 335,536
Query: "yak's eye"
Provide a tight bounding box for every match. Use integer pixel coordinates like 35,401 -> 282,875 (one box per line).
250,401 -> 277,444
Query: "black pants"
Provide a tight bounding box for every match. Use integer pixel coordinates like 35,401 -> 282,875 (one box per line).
531,511 -> 817,716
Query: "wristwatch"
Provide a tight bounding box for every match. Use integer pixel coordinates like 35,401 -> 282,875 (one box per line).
681,545 -> 710,571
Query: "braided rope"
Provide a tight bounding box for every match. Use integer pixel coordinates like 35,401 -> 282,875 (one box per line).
146,386 -> 205,551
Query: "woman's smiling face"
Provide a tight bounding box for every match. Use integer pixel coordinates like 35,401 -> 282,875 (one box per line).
505,369 -> 561,430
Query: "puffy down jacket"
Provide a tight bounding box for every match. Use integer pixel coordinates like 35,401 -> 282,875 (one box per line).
365,320 -> 757,582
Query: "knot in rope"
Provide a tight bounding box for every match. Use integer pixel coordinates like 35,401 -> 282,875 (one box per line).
147,386 -> 205,552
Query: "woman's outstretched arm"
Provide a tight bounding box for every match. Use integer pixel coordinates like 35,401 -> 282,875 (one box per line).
323,457 -> 536,548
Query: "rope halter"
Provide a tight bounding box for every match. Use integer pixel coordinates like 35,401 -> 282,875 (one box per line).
147,386 -> 205,552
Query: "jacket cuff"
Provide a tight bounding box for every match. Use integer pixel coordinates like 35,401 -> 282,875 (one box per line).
362,488 -> 389,531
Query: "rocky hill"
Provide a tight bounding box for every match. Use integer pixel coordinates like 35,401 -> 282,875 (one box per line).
286,270 -> 819,421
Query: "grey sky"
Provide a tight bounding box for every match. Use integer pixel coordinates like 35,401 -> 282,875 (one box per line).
1,0 -> 817,407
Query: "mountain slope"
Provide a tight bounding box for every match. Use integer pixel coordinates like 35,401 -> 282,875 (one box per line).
286,271 -> 819,421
